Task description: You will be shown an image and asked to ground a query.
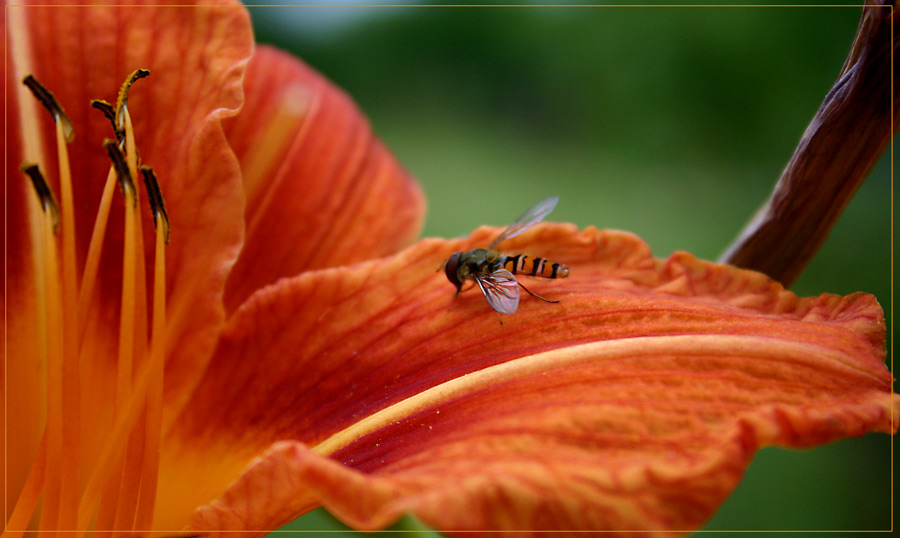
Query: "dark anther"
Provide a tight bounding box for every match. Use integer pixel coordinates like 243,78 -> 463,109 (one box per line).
91,99 -> 121,140
103,139 -> 136,206
22,74 -> 74,143
115,68 -> 151,131
21,163 -> 60,234
140,166 -> 170,244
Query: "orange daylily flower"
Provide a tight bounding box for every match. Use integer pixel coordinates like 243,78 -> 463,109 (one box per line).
3,2 -> 897,538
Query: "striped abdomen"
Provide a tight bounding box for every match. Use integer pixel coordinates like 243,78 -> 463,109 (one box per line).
500,254 -> 569,279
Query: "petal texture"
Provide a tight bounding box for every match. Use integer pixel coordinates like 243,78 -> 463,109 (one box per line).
162,226 -> 894,535
222,45 -> 425,313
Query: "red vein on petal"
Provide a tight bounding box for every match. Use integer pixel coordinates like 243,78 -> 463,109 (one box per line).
312,335 -> 896,456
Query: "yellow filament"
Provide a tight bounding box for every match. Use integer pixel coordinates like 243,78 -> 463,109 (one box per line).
37,207 -> 63,538
9,18 -> 77,529
113,109 -> 149,536
134,218 -> 167,534
77,110 -> 158,537
93,168 -> 138,537
7,57 -> 163,536
94,456 -> 124,538
77,166 -> 117,481
8,6 -> 50,514
1,196 -> 58,538
75,337 -> 165,531
77,166 -> 117,334
113,410 -> 147,535
124,110 -> 138,182
1,433 -> 46,538
118,190 -> 137,400
55,114 -> 81,533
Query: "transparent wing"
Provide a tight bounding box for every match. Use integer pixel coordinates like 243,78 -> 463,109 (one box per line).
475,269 -> 520,314
488,196 -> 559,249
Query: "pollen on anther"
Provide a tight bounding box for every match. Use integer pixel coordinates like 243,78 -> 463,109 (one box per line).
115,69 -> 150,131
103,139 -> 136,204
141,166 -> 170,243
91,99 -> 120,140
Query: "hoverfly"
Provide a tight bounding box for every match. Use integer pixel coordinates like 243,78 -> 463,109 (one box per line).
443,196 -> 569,315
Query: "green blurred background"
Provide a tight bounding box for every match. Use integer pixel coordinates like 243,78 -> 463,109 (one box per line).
247,3 -> 893,535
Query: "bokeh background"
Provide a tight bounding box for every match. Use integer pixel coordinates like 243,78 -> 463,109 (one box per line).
247,2 -> 894,534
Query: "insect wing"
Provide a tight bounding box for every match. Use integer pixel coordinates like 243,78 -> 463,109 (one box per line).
475,269 -> 520,314
488,196 -> 559,249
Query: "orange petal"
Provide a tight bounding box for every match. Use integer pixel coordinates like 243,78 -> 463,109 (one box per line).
4,0 -> 253,509
159,226 -> 894,534
222,45 -> 425,313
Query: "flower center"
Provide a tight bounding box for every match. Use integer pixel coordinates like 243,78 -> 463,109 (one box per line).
7,72 -> 170,538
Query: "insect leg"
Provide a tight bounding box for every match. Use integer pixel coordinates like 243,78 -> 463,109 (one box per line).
455,281 -> 477,297
517,280 -> 559,304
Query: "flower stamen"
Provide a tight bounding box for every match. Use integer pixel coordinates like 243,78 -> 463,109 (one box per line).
134,166 -> 169,532
21,72 -> 82,535
116,70 -> 150,181
20,163 -> 59,232
22,74 -> 74,143
73,70 -> 161,537
20,162 -> 65,537
115,69 -> 150,134
94,140 -> 145,537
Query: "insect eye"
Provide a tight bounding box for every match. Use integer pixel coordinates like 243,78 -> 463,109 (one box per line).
444,251 -> 462,290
